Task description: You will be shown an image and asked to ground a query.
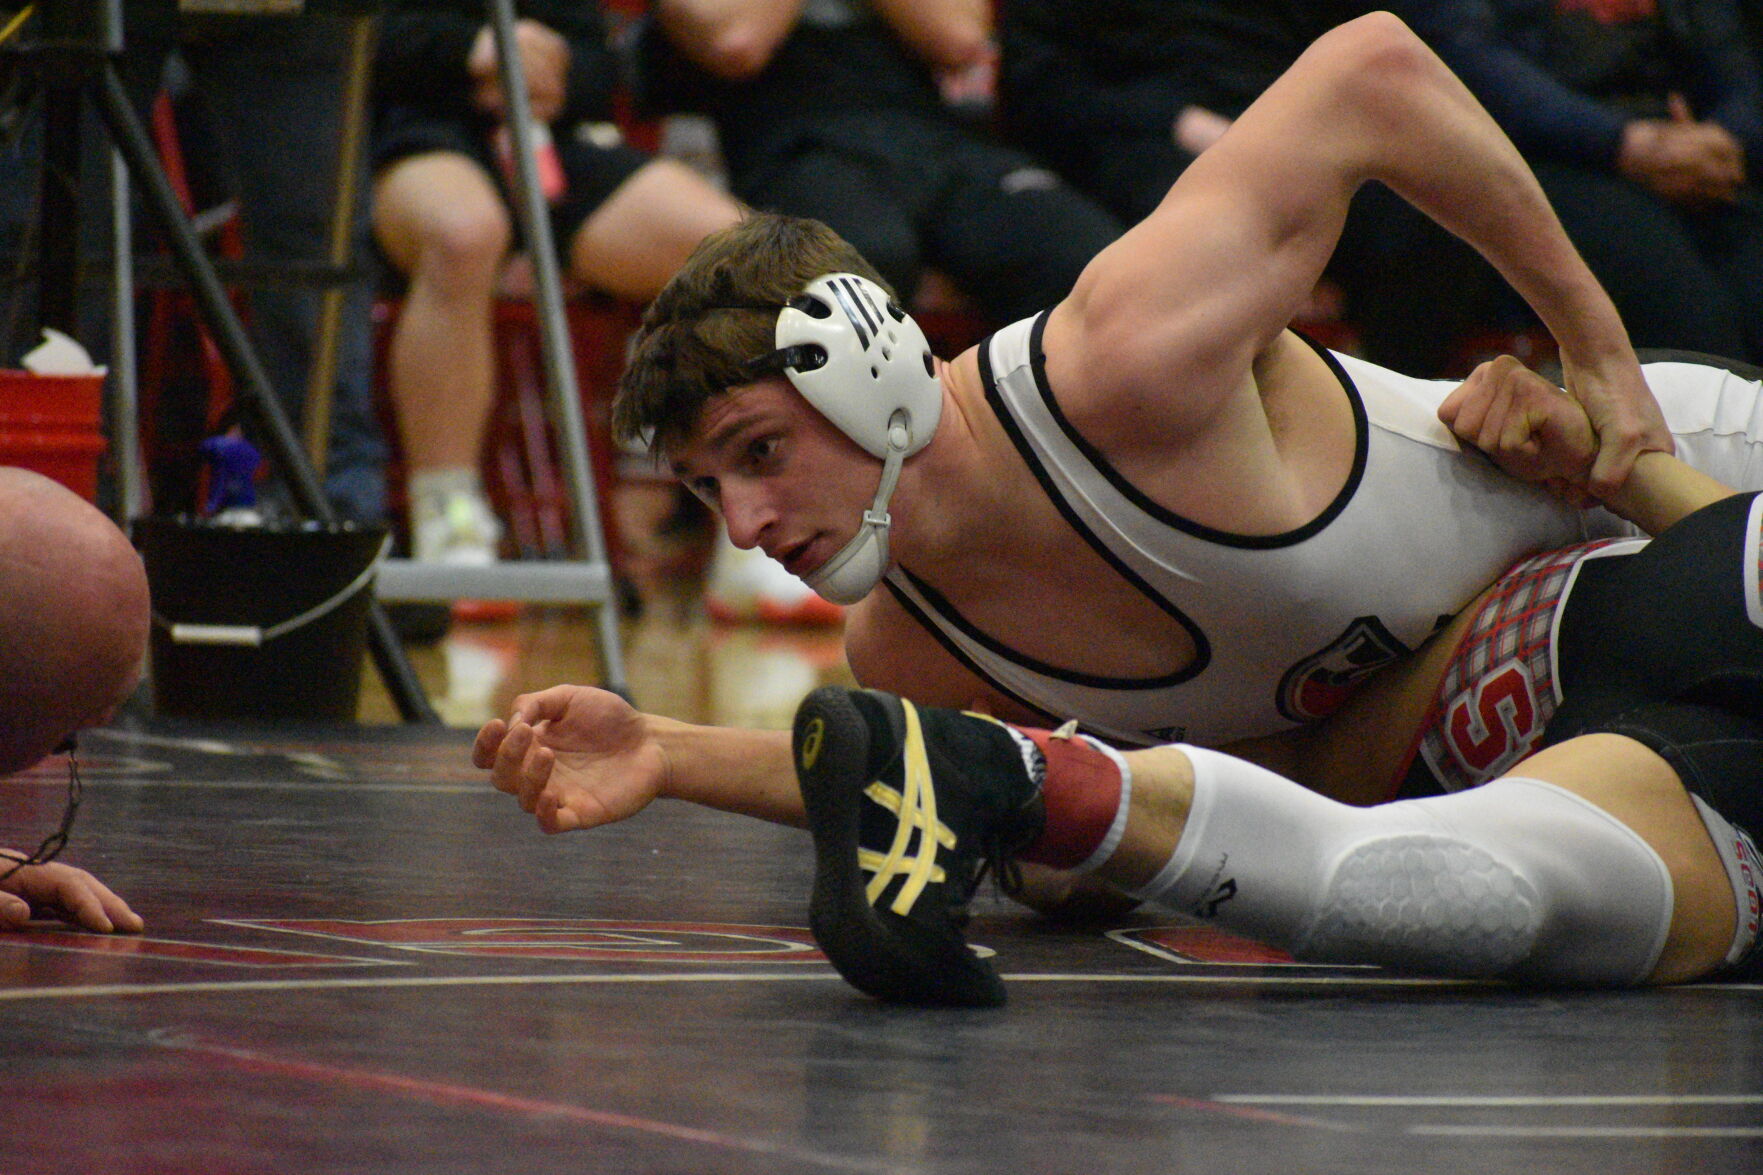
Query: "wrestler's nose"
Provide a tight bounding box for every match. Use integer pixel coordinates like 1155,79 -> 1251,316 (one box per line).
719,483 -> 776,551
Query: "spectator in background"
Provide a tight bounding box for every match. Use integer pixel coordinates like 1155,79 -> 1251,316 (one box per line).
372,1 -> 741,567
996,0 -> 1353,226
641,0 -> 1125,622
994,0 -> 1500,378
0,2 -> 390,523
645,0 -> 1122,328
1396,0 -> 1763,365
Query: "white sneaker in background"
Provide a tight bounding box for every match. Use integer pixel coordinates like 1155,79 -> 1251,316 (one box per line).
411,490 -> 504,566
705,532 -> 843,626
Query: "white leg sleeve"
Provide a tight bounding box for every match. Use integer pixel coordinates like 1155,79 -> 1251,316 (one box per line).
1130,747 -> 1674,985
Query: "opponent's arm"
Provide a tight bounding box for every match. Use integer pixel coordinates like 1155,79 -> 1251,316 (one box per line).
1049,13 -> 1664,488
1599,452 -> 1736,537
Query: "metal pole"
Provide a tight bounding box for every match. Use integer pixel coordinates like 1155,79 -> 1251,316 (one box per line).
94,61 -> 439,724
488,0 -> 628,696
109,142 -> 142,520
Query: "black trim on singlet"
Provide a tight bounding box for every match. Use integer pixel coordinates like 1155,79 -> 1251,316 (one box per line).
880,577 -> 1064,728
956,315 -> 1213,683
889,565 -> 1200,690
1014,314 -> 1371,549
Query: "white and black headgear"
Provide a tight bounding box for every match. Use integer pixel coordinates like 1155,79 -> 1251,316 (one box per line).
745,273 -> 942,604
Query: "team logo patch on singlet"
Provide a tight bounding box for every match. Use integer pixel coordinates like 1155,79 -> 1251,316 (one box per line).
1277,616 -> 1409,722
1418,543 -> 1608,792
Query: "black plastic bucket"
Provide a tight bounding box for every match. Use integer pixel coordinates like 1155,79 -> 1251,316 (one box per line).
134,516 -> 389,721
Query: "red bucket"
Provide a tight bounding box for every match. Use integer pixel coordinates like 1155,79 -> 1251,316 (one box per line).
0,369 -> 107,502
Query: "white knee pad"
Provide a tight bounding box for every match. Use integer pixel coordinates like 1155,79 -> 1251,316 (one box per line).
1131,748 -> 1674,985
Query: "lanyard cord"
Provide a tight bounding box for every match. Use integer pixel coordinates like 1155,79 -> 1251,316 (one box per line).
0,736 -> 83,884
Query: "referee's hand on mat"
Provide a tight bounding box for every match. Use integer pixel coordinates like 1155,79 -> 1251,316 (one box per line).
0,857 -> 143,935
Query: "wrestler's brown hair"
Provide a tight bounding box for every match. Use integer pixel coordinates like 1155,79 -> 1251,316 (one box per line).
614,212 -> 894,456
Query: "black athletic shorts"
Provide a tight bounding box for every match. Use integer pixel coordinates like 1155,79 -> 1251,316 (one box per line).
374,105 -> 650,266
1541,490 -> 1763,980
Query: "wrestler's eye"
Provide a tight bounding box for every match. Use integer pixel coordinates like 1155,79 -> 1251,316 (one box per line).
743,435 -> 781,470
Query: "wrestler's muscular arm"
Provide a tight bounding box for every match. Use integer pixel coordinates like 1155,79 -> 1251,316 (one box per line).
1440,355 -> 1732,535
475,685 -> 809,832
1047,13 -> 1666,495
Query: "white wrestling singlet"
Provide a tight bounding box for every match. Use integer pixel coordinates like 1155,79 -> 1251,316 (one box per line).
885,315 -> 1763,747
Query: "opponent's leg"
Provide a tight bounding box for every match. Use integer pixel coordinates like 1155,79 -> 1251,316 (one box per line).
792,687 -> 1746,1004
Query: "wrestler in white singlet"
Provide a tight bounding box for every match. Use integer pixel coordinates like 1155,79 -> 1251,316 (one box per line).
886,314 -> 1763,747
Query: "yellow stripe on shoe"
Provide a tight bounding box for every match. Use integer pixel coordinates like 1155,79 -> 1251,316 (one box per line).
858,848 -> 945,884
860,699 -> 958,916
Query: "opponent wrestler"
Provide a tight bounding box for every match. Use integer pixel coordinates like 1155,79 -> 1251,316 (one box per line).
0,468 -> 147,935
614,13 -> 1763,751
478,365 -> 1761,1000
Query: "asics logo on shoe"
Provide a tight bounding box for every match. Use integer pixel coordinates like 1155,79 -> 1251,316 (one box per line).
799,718 -> 825,770
1201,878 -> 1239,917
862,702 -> 957,917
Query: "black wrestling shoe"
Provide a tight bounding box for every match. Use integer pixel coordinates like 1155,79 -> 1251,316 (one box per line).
792,686 -> 1044,1007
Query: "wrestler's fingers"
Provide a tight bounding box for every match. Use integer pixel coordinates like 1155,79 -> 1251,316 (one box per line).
516,734 -> 555,812
87,878 -> 144,934
1588,434 -> 1646,500
1495,392 -> 1545,460
1469,378 -> 1513,458
56,868 -> 143,934
1440,368 -> 1494,443
534,774 -> 583,836
54,881 -> 117,935
535,787 -> 562,833
508,685 -> 580,727
0,891 -> 29,929
472,718 -> 508,770
491,720 -> 535,796
5,865 -> 142,934
1436,369 -> 1471,422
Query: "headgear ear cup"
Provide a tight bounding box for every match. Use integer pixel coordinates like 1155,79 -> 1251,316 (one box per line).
769,274 -> 944,603
774,274 -> 942,458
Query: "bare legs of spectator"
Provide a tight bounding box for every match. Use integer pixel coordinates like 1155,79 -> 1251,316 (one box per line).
372,153 -> 738,565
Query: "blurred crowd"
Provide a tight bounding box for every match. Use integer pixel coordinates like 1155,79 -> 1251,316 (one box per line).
3,0 -> 1761,624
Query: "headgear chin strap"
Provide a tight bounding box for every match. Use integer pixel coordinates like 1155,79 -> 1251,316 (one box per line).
756,273 -> 943,602
802,413 -> 910,604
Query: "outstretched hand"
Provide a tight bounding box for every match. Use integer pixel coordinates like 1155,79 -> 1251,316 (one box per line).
0,857 -> 143,934
1439,356 -> 1602,504
473,685 -> 668,834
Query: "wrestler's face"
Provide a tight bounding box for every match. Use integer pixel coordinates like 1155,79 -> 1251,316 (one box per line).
670,379 -> 878,581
